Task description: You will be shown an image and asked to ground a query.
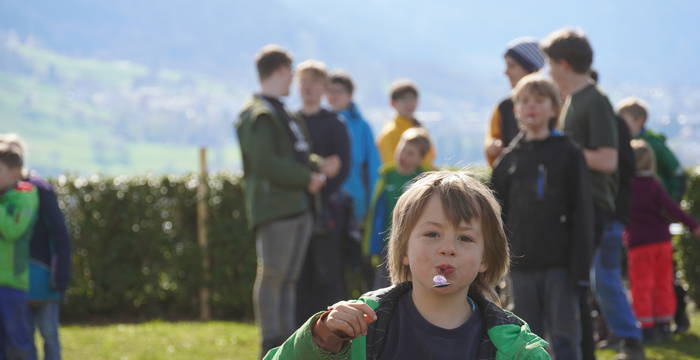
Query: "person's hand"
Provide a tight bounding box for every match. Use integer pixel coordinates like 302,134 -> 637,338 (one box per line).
693,226 -> 700,238
307,172 -> 326,194
324,301 -> 376,340
486,139 -> 503,159
321,155 -> 341,178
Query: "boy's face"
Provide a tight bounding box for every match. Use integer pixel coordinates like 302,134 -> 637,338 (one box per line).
298,72 -> 325,107
504,56 -> 529,88
273,65 -> 294,97
391,94 -> 418,118
326,83 -> 352,111
403,194 -> 487,295
0,162 -> 21,193
620,112 -> 645,137
547,58 -> 567,88
514,91 -> 556,134
396,141 -> 423,174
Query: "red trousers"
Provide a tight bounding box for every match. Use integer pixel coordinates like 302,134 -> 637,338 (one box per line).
628,241 -> 676,328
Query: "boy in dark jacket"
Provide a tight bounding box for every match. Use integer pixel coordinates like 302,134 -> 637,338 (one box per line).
492,75 -> 594,360
294,60 -> 352,324
27,175 -> 71,360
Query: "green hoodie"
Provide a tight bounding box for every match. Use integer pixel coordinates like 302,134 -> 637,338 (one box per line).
0,181 -> 39,290
639,129 -> 685,202
235,95 -> 321,229
264,283 -> 550,360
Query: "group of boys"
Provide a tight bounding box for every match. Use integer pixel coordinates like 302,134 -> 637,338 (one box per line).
238,27 -> 689,360
0,134 -> 72,360
487,29 -> 688,360
236,45 -> 437,357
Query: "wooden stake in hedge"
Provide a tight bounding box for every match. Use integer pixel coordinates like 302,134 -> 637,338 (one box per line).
197,147 -> 211,321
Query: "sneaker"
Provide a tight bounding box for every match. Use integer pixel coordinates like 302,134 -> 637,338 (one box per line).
675,315 -> 690,334
597,335 -> 622,349
613,338 -> 646,360
642,327 -> 659,344
656,322 -> 672,342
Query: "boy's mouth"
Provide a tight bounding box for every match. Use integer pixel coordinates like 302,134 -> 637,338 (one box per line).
437,264 -> 455,276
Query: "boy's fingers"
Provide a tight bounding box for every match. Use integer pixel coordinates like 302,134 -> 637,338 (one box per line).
348,303 -> 377,322
329,310 -> 361,337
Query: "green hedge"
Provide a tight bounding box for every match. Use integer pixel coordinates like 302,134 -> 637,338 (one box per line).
53,168 -> 700,322
54,173 -> 255,322
676,167 -> 700,305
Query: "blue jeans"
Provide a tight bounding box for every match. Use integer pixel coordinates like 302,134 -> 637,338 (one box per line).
590,221 -> 642,340
29,302 -> 61,360
0,287 -> 36,360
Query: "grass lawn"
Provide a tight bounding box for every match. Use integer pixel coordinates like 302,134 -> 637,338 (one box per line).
56,314 -> 700,359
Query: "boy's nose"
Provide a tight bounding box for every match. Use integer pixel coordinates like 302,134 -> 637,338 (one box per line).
439,243 -> 456,256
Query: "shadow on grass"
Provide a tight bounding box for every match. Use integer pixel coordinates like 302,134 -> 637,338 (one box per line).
649,332 -> 700,357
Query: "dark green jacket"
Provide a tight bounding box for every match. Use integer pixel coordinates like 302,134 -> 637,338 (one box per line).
236,95 -> 320,229
265,282 -> 550,360
639,129 -> 685,202
0,181 -> 39,290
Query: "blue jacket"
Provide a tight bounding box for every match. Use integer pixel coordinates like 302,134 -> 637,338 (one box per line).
336,103 -> 381,223
27,176 -> 71,301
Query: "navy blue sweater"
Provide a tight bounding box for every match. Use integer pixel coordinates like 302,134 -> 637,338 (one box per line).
27,176 -> 72,293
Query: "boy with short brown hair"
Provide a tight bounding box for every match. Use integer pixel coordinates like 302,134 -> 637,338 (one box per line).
617,97 -> 686,202
237,44 -> 330,357
542,28 -> 645,359
377,79 -> 436,168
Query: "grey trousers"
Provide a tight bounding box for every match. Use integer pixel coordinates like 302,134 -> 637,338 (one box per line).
253,212 -> 312,352
511,268 -> 582,360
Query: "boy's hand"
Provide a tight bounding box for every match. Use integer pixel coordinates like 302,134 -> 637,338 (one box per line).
325,301 -> 376,339
486,139 -> 503,159
321,155 -> 341,178
312,301 -> 376,353
307,173 -> 326,194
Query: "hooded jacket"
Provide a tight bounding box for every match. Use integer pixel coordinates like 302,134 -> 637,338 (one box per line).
491,133 -> 594,286
264,282 -> 550,359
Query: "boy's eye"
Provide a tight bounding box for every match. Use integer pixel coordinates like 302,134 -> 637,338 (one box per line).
423,231 -> 439,238
458,235 -> 473,242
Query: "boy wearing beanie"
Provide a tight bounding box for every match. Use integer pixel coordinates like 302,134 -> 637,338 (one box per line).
484,37 -> 545,166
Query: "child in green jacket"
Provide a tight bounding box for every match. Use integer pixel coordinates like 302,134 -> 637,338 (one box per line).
265,171 -> 550,359
0,135 -> 39,359
364,127 -> 432,288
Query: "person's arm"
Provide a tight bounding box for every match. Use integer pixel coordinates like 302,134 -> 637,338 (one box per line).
0,188 -> 37,242
249,115 -> 312,189
376,127 -> 395,165
264,312 -> 351,360
325,119 -> 352,194
568,147 -> 595,286
489,154 -> 511,227
484,107 -> 504,167
655,180 -> 700,232
365,123 -> 382,204
39,186 -> 72,292
585,97 -> 618,174
583,147 -> 618,174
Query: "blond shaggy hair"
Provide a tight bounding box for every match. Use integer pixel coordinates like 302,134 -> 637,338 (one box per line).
386,171 -> 510,303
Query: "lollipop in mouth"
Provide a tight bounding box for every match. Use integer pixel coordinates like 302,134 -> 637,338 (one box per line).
432,274 -> 450,288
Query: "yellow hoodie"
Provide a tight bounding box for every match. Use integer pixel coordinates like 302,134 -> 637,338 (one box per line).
376,114 -> 435,167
